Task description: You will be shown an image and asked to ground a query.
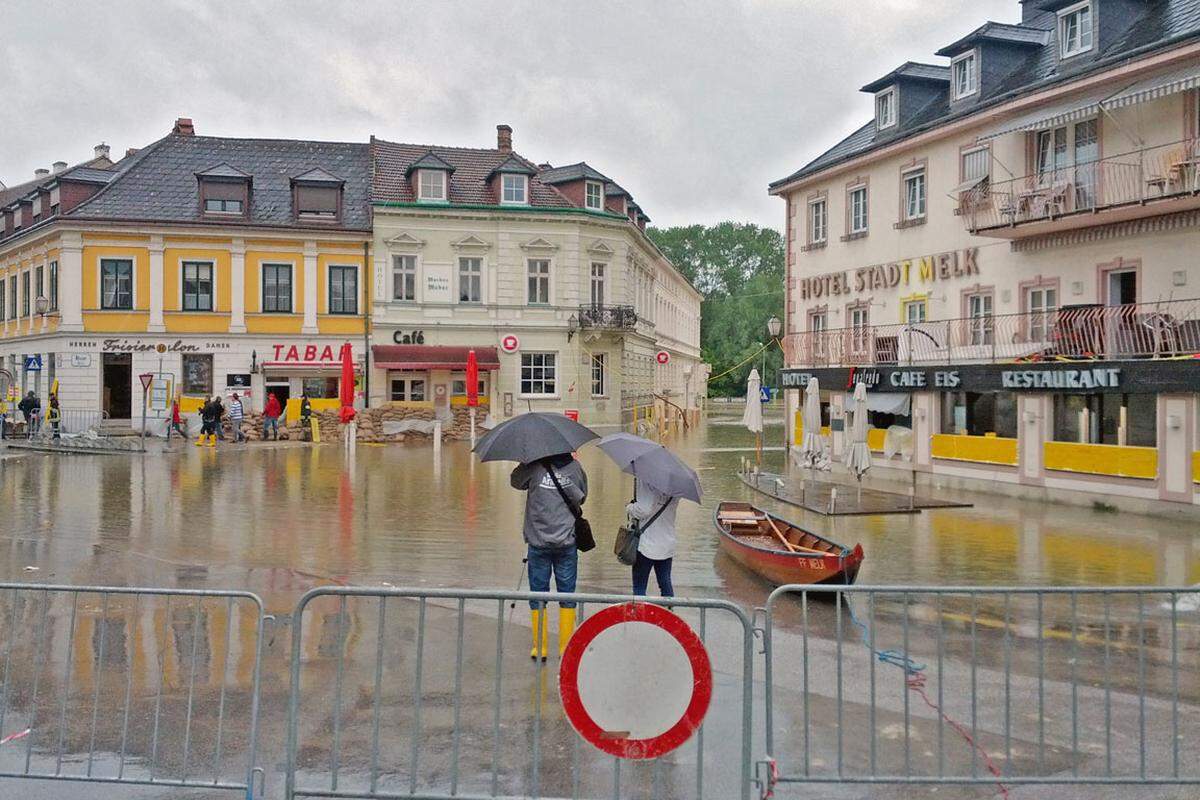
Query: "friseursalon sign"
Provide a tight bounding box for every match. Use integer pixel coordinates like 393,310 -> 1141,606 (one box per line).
796,248 -> 980,300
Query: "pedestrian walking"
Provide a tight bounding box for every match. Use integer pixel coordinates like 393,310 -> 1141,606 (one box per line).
228,393 -> 246,443
262,392 -> 282,441
167,395 -> 187,441
211,395 -> 226,441
195,397 -> 218,447
17,391 -> 40,439
625,479 -> 679,597
510,452 -> 588,659
47,393 -> 61,440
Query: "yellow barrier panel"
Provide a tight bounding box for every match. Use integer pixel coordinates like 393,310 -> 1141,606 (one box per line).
1193,451 -> 1199,484
794,412 -> 832,445
1043,441 -> 1158,480
285,397 -> 340,423
310,417 -> 321,443
179,396 -> 206,414
867,428 -> 887,453
931,433 -> 1019,466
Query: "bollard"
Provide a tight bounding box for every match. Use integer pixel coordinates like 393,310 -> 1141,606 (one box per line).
433,421 -> 442,458
909,485 -> 916,511
829,486 -> 837,515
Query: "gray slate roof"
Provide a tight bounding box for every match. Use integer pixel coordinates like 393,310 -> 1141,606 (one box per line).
772,0 -> 1200,190
861,62 -> 950,93
538,162 -> 611,184
70,134 -> 372,230
936,21 -> 1050,56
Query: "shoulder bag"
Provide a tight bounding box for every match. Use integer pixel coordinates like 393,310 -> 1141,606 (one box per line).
614,499 -> 672,566
547,467 -> 596,553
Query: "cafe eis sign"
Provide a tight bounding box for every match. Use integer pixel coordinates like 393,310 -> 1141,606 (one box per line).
796,247 -> 980,300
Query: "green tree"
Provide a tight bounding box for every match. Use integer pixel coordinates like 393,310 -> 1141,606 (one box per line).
648,223 -> 784,397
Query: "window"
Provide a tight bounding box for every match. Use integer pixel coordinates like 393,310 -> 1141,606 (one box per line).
458,257 -> 482,304
328,265 -> 358,315
1073,119 -> 1099,208
1058,2 -> 1093,59
941,391 -> 1017,438
875,88 -> 896,129
182,354 -> 213,395
390,376 -> 427,402
527,259 -> 550,305
966,292 -> 994,346
590,263 -> 606,306
182,261 -> 214,311
903,168 -> 926,220
809,311 -> 827,358
520,352 -> 557,396
1027,286 -> 1058,341
951,52 -> 978,100
303,377 -> 340,399
418,170 -> 446,202
35,265 -> 43,304
1036,127 -> 1069,184
850,305 -> 870,354
21,271 -> 29,317
904,298 -> 927,324
451,373 -> 485,398
961,147 -> 990,194
585,181 -> 603,211
808,199 -> 827,244
295,185 -> 340,219
1054,393 -> 1155,446
204,198 -> 243,213
848,186 -> 868,234
49,261 -> 57,311
501,174 -> 528,204
591,353 -> 607,396
392,255 -> 416,302
0,280 -> 5,320
262,263 -> 293,313
100,259 -> 133,310
7,276 -> 15,319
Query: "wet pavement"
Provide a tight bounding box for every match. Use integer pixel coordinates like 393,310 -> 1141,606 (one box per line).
0,407 -> 1197,798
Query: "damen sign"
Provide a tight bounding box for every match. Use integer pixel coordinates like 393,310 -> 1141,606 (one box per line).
797,247 -> 980,300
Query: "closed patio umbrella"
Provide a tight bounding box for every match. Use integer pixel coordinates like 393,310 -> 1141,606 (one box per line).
798,376 -> 827,470
338,342 -> 356,424
742,368 -> 764,465
845,382 -> 872,500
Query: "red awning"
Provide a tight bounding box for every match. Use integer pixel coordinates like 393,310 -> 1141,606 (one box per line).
372,345 -> 502,371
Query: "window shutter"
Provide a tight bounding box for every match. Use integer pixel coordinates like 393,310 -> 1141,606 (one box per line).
296,185 -> 340,213
204,179 -> 248,202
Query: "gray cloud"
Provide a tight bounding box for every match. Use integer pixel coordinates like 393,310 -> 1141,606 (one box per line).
1,0 -> 1016,229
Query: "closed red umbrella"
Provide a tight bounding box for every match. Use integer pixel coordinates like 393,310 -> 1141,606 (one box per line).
466,350 -> 479,408
339,342 -> 356,423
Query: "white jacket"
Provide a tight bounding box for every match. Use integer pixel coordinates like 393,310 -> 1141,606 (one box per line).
626,480 -> 679,560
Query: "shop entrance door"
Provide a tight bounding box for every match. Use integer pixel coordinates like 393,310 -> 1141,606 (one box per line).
102,352 -> 132,420
265,378 -> 291,406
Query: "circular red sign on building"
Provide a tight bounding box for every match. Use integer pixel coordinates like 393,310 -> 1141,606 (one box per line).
656,350 -> 670,365
500,334 -> 521,354
559,602 -> 712,760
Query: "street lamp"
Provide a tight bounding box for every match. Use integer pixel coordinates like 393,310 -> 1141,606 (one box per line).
767,315 -> 782,338
34,296 -> 49,317
766,315 -> 784,470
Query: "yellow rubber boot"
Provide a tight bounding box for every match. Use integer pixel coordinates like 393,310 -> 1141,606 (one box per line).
206,433 -> 216,448
530,609 -> 548,660
194,433 -> 206,447
558,607 -> 576,656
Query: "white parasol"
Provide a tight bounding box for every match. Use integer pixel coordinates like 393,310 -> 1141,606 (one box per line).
743,368 -> 764,465
844,382 -> 872,486
798,376 -> 829,470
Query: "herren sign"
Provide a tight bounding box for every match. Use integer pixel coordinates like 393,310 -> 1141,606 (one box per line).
796,247 -> 979,300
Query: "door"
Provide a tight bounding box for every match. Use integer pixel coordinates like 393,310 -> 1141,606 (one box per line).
1105,268 -> 1138,356
264,378 -> 291,406
102,352 -> 132,419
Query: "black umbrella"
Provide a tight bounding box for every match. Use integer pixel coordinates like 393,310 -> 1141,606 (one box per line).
473,412 -> 599,463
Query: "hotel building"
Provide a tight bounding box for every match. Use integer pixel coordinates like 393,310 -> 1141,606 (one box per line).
772,0 -> 1200,510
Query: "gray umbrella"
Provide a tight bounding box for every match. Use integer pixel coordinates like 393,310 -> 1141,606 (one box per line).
597,432 -> 703,503
472,411 -> 599,463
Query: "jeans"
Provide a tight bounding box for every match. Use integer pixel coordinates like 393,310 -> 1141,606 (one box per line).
263,417 -> 279,438
632,552 -> 674,597
527,545 -> 577,608
231,418 -> 245,442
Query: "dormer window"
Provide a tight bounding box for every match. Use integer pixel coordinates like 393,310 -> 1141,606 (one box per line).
585,181 -> 603,210
951,51 -> 978,100
1058,1 -> 1093,59
875,88 -> 897,130
291,168 -> 344,222
418,170 -> 447,202
196,163 -> 251,218
502,174 -> 528,204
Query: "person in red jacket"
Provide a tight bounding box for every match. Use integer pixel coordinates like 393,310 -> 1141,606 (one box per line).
167,395 -> 187,441
263,392 -> 282,441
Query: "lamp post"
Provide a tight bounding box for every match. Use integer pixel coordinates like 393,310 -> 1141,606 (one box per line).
767,315 -> 783,469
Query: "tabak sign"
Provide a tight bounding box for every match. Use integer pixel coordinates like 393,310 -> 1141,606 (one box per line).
797,248 -> 980,300
270,343 -> 347,364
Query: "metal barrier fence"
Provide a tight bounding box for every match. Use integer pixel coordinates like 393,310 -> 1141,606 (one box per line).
27,409 -> 109,441
285,587 -> 755,800
0,583 -> 266,797
760,585 -> 1200,795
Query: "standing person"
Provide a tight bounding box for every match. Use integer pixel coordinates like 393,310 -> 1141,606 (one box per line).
167,395 -> 187,441
510,453 -> 588,659
228,393 -> 246,443
47,393 -> 61,440
17,391 -> 40,439
299,393 -> 312,441
211,395 -> 226,441
262,392 -> 282,441
626,479 -> 680,597
195,397 -> 218,447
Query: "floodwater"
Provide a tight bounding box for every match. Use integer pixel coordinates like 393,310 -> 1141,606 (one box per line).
0,407 -> 1197,799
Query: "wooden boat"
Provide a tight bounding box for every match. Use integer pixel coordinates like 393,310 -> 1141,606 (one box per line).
714,501 -> 864,586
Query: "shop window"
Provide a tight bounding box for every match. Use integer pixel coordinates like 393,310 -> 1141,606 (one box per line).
391,377 -> 427,402
591,353 -> 607,397
329,265 -> 358,314
1053,394 -> 1156,446
100,259 -> 133,310
262,263 -> 293,313
182,354 -> 213,395
520,352 -> 557,396
451,373 -> 486,397
182,261 -> 214,311
941,391 -> 1017,438
303,377 -> 340,399
458,257 -> 482,304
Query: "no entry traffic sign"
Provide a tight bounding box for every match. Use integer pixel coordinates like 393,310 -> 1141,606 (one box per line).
559,602 -> 712,760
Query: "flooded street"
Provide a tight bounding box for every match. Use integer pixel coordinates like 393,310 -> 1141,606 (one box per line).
0,408 -> 1197,799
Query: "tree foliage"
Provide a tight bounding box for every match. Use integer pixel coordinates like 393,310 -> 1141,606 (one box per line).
648,222 -> 784,397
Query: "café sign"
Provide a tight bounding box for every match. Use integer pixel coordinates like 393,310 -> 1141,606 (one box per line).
797,248 -> 980,300
781,363 -> 1151,393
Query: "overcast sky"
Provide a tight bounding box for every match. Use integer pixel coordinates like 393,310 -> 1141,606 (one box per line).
2,0 -> 1017,230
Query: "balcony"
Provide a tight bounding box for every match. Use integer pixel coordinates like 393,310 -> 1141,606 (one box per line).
960,139 -> 1200,238
577,304 -> 638,331
784,298 -> 1200,368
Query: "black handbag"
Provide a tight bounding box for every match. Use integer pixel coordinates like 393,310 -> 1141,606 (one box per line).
614,499 -> 672,566
547,467 -> 595,553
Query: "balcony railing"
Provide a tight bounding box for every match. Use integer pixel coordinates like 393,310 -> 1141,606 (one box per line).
578,303 -> 637,330
960,139 -> 1200,236
784,298 -> 1200,367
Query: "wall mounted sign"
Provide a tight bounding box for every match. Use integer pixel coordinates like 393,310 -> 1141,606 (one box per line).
796,248 -> 980,300
392,330 -> 426,345
269,344 -> 349,364
500,334 -> 520,354
226,373 -> 252,388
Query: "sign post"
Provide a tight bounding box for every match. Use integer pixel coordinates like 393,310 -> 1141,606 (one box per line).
138,372 -> 154,446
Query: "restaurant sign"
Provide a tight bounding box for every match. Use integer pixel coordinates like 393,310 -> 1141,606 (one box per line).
796,248 -> 979,300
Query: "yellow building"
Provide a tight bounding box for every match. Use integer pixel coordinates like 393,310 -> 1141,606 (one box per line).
0,118 -> 371,427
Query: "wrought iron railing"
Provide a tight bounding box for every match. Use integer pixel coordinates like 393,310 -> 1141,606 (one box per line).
784,298 -> 1200,367
961,138 -> 1200,233
578,303 -> 637,330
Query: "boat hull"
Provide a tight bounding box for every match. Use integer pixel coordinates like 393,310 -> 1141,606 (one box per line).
714,502 -> 864,586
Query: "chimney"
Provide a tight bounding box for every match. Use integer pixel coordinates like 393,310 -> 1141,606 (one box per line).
52,161 -> 67,174
125,148 -> 140,157
173,117 -> 195,136
496,124 -> 512,153
34,168 -> 50,179
94,143 -> 110,160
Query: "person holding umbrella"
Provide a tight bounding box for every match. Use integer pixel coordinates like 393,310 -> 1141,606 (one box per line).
474,412 -> 599,660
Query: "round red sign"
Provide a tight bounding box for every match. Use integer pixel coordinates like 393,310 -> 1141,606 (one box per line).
500,334 -> 520,354
559,602 -> 712,760
656,350 -> 670,365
